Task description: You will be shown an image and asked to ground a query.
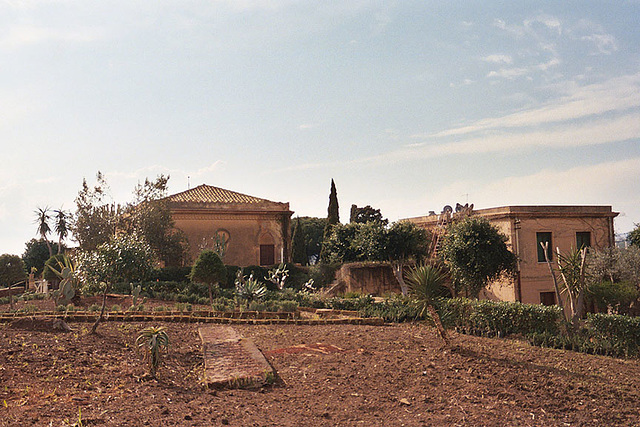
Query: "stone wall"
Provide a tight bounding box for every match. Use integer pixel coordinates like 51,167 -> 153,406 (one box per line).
334,263 -> 402,296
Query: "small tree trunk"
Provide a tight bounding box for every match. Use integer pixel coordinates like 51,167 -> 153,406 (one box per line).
91,283 -> 109,334
392,263 -> 408,296
541,242 -> 569,323
426,304 -> 449,347
208,283 -> 213,306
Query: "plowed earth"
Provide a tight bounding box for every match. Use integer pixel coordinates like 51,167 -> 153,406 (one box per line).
1,306 -> 640,426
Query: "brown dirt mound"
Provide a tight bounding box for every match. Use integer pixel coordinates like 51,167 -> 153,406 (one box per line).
9,317 -> 71,332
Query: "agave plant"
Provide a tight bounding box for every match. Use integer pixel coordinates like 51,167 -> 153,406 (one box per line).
235,272 -> 266,302
136,326 -> 169,378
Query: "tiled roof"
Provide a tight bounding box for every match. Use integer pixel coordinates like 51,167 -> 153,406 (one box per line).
166,184 -> 274,204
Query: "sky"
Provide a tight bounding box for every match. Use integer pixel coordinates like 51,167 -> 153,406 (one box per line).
2,0 -> 640,255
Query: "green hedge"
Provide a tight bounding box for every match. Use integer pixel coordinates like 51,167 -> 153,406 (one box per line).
586,313 -> 640,358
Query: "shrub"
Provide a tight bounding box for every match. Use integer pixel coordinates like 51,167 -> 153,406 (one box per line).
149,267 -> 191,283
587,281 -> 638,315
587,313 -> 640,358
110,304 -> 122,312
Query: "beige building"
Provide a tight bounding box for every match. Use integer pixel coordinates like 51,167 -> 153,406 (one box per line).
405,206 -> 618,305
166,184 -> 293,267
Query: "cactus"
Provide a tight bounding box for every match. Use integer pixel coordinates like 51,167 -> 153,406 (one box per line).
131,283 -> 142,308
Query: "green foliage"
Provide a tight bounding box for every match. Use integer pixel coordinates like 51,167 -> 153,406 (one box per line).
125,175 -> 189,266
322,220 -> 430,264
628,223 -> 640,248
291,217 -> 307,264
191,250 -> 226,303
73,172 -> 120,252
43,253 -> 67,283
293,216 -> 328,265
149,266 -> 192,283
235,271 -> 266,302
34,206 -> 53,257
441,217 -> 516,298
405,263 -> 450,304
44,254 -> 79,306
587,281 -> 638,314
587,313 -> 640,357
22,239 -> 63,276
0,254 -> 26,287
136,326 -> 169,378
78,234 -> 155,294
327,179 -> 339,226
349,204 -> 388,226
190,250 -> 226,286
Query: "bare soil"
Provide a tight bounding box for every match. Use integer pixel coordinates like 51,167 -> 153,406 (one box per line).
1,302 -> 640,426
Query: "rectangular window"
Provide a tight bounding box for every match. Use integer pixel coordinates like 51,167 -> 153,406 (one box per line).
576,232 -> 591,249
540,291 -> 556,306
260,244 -> 275,266
536,232 -> 552,262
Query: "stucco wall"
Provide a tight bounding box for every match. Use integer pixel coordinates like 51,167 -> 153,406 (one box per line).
172,211 -> 287,267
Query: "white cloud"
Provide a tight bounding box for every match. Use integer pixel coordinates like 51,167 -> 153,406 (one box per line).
482,54 -> 513,64
581,34 -> 618,55
428,73 -> 640,137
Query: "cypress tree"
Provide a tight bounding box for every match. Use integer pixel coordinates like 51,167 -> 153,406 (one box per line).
327,179 -> 339,225
291,217 -> 307,265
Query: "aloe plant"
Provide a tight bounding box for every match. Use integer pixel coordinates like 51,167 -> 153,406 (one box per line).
136,326 -> 169,378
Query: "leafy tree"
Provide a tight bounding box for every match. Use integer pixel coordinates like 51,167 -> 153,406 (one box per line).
293,216 -> 327,265
0,254 -> 26,287
322,220 -> 430,294
629,223 -> 640,248
291,217 -> 307,264
405,263 -> 450,345
587,280 -> 638,315
78,234 -> 154,333
386,221 -> 431,295
34,207 -> 53,258
190,250 -> 226,304
322,222 -> 362,263
441,217 -> 516,299
73,172 -> 120,252
349,204 -> 388,226
124,175 -> 189,266
22,239 -> 63,276
73,172 -> 188,266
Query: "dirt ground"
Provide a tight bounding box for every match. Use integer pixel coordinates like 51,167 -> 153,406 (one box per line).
2,310 -> 640,427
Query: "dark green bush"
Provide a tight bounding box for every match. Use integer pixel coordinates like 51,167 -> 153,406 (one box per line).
587,313 -> 640,357
149,267 -> 192,283
587,281 -> 638,315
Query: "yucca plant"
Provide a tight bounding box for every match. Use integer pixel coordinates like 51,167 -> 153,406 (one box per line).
405,263 -> 450,346
235,272 -> 266,302
136,326 -> 169,378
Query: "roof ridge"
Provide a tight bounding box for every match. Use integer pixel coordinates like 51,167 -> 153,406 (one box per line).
165,184 -> 279,205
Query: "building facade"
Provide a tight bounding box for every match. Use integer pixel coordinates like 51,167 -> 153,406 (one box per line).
405,205 -> 618,305
165,184 -> 293,267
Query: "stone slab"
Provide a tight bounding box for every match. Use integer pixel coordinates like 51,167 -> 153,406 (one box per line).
198,325 -> 273,388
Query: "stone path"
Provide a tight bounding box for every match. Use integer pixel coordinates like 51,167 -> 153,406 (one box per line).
198,325 -> 274,388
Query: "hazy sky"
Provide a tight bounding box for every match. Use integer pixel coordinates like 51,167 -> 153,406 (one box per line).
2,1 -> 639,255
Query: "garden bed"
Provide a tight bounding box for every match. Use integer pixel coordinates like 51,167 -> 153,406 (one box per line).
1,321 -> 640,426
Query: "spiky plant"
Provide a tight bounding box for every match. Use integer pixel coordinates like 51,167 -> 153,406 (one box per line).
136,326 -> 169,378
405,263 -> 450,346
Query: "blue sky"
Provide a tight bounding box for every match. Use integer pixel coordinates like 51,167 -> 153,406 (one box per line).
2,1 -> 639,255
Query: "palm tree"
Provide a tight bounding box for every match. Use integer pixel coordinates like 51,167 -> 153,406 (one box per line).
54,209 -> 70,254
34,207 -> 53,258
405,263 -> 450,346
